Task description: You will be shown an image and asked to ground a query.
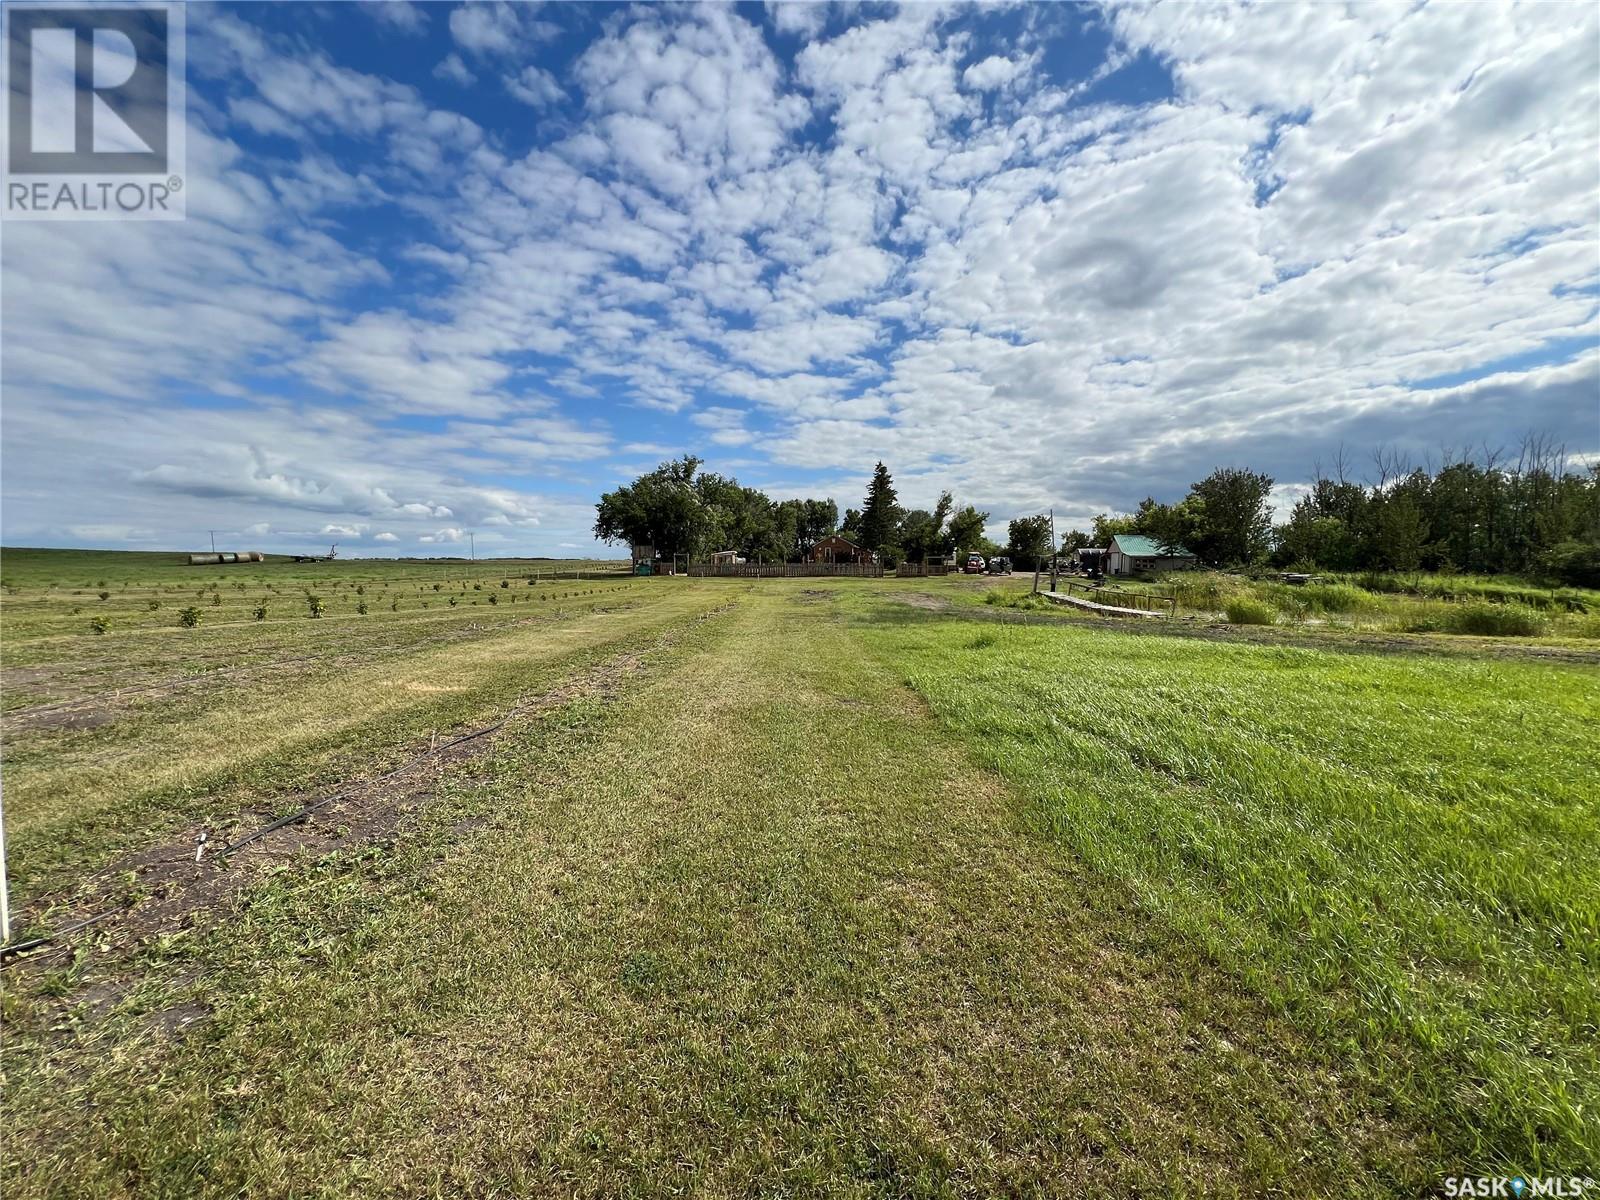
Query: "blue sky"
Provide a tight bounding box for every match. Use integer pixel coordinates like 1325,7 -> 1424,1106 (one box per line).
3,0 -> 1597,557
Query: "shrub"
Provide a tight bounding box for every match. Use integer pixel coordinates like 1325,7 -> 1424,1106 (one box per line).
89,616 -> 110,635
1169,572 -> 1241,611
500,579 -> 509,588
254,604 -> 268,620
307,595 -> 325,618
211,593 -> 223,606
1297,583 -> 1375,614
448,596 -> 458,607
356,600 -> 369,615
487,594 -> 498,605
1445,602 -> 1547,638
178,607 -> 201,628
1571,612 -> 1600,640
147,599 -> 160,611
1225,597 -> 1277,625
982,588 -> 1051,611
97,590 -> 110,601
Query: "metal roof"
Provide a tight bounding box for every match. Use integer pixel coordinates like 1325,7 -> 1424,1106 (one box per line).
1110,534 -> 1192,557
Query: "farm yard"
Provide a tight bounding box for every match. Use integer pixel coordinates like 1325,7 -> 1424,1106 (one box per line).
1,549 -> 1597,1196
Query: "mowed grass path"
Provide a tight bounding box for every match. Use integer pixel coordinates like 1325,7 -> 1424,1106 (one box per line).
5,586 -> 1423,1197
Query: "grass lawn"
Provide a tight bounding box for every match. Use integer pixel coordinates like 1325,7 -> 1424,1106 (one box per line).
2,553 -> 1596,1195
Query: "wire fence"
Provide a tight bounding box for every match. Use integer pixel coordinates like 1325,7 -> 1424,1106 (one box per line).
686,563 -> 885,578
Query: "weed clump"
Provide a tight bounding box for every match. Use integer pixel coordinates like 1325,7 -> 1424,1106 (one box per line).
1225,597 -> 1277,625
178,607 -> 201,628
1170,572 -> 1240,610
89,616 -> 110,635
1445,602 -> 1547,637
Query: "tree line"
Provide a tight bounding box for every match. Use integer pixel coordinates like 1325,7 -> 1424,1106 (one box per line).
596,440 -> 1600,584
1066,439 -> 1600,585
594,459 -> 992,567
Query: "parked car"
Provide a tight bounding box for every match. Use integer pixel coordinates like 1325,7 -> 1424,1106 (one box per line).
963,553 -> 986,574
987,556 -> 1012,575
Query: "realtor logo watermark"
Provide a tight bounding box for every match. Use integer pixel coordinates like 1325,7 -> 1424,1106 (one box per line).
1444,1177 -> 1598,1198
3,3 -> 185,220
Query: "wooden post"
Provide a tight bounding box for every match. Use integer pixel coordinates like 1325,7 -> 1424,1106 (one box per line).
0,784 -> 11,943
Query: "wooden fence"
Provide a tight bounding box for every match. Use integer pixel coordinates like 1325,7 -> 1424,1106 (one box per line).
686,563 -> 885,578
895,563 -> 952,577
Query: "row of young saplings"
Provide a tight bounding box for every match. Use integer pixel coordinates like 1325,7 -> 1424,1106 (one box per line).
77,583 -> 613,634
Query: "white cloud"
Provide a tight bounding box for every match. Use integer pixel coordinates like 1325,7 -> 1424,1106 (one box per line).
768,3 -> 828,40
963,55 -> 1023,91
507,65 -> 565,109
450,3 -> 558,58
433,53 -> 477,87
368,1 -> 428,35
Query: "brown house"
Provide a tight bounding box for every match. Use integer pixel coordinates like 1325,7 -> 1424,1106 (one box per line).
808,534 -> 873,564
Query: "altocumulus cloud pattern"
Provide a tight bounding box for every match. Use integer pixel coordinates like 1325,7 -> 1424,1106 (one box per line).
2,1 -> 1596,555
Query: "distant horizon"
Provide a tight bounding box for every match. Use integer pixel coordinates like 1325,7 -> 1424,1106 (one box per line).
0,546 -> 630,562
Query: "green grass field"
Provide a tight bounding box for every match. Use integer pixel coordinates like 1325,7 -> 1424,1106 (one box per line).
3,550 -> 1596,1196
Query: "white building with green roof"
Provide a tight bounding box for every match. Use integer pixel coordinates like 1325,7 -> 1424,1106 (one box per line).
1106,534 -> 1197,576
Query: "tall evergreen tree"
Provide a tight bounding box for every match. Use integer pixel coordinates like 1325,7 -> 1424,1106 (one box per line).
857,462 -> 901,552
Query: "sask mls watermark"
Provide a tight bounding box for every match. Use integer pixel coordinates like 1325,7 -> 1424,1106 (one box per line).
4,2 -> 185,220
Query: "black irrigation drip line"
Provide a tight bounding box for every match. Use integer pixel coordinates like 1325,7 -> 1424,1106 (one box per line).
0,909 -> 120,963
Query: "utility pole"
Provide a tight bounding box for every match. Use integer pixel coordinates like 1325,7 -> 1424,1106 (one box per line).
468,531 -> 475,561
208,529 -> 218,553
1049,508 -> 1059,595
